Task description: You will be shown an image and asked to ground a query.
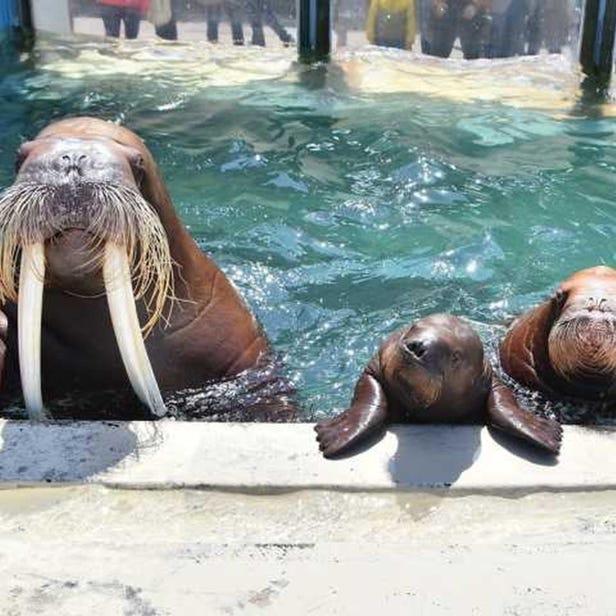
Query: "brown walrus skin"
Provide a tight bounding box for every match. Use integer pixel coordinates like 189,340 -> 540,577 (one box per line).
500,266 -> 616,403
0,117 -> 295,419
315,314 -> 562,458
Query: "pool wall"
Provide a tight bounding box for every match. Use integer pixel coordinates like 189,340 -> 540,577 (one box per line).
1,421 -> 615,492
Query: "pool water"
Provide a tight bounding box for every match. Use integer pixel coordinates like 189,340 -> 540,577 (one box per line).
2,36 -> 616,423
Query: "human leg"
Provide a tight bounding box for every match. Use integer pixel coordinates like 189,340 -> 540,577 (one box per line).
101,5 -> 122,37
123,8 -> 142,39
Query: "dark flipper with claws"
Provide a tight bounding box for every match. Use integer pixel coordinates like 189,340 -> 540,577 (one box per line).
486,375 -> 562,454
314,371 -> 388,458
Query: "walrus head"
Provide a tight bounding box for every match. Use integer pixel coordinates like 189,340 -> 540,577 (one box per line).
380,313 -> 489,421
0,118 -> 174,418
548,266 -> 616,386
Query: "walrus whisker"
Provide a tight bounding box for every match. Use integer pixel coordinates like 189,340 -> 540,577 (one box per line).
549,316 -> 616,381
0,181 -> 174,336
158,263 -> 201,326
18,242 -> 48,420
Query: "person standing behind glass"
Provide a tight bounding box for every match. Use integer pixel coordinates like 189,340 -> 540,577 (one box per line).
98,0 -> 150,39
196,0 -> 244,45
485,0 -> 527,57
419,0 -> 490,59
543,0 -> 574,53
149,0 -> 178,40
244,0 -> 294,46
366,0 -> 416,49
526,0 -> 574,55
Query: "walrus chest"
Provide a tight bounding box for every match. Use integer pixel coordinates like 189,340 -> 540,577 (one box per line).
4,303 -> 131,394
3,292 -> 270,397
384,382 -> 487,424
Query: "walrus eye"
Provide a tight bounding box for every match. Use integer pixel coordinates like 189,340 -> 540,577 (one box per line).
129,154 -> 145,186
553,288 -> 569,310
14,141 -> 37,173
120,145 -> 146,186
14,148 -> 28,173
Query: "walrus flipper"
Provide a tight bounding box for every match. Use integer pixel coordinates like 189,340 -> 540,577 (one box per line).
486,375 -> 562,455
315,371 -> 388,458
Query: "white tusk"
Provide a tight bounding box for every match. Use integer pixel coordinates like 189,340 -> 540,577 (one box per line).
18,242 -> 48,420
103,242 -> 167,417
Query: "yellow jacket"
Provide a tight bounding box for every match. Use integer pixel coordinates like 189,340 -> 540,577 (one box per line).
366,0 -> 416,49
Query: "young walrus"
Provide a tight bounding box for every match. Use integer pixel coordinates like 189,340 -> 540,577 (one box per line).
315,313 -> 562,458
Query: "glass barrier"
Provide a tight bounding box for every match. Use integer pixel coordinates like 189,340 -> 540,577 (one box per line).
70,0 -> 297,47
334,0 -> 583,58
24,1 -> 585,62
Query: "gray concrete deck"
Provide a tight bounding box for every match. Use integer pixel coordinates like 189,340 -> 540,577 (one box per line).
1,422 -> 615,614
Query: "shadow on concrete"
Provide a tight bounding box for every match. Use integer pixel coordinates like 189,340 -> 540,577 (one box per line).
387,425 -> 482,488
0,420 -> 154,482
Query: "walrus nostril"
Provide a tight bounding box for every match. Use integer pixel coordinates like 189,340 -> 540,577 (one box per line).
584,297 -> 610,312
404,340 -> 426,358
59,153 -> 88,174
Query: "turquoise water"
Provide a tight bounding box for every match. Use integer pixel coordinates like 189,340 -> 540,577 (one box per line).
2,37 -> 616,421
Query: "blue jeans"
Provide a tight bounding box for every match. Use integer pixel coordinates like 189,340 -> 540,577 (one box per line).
101,5 -> 141,39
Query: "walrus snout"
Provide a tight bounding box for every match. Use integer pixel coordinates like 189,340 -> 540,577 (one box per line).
15,138 -> 137,188
548,313 -> 616,383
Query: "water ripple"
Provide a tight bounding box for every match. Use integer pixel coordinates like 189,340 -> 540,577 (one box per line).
3,37 -> 616,419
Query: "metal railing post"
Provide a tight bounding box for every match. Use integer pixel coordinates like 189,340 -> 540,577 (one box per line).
298,0 -> 330,62
580,0 -> 616,80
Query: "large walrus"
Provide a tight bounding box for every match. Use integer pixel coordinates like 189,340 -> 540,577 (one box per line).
500,266 -> 616,402
0,117 -> 294,419
315,313 -> 562,457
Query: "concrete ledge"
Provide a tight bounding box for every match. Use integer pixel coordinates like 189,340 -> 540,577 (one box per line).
0,420 -> 614,492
